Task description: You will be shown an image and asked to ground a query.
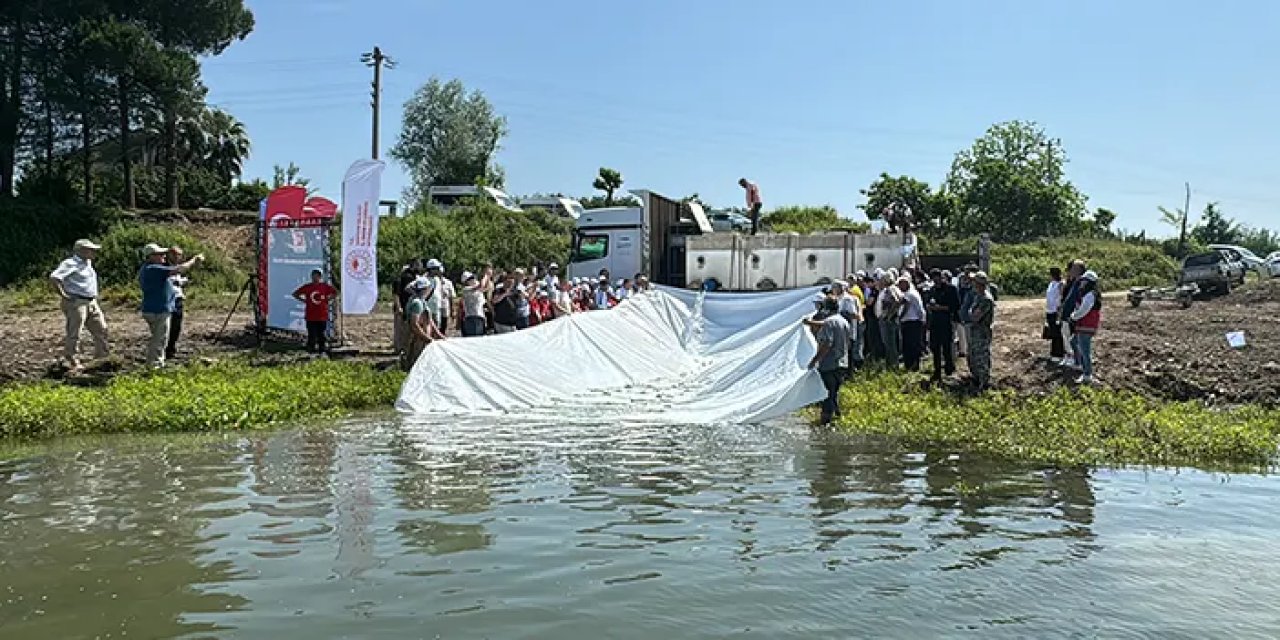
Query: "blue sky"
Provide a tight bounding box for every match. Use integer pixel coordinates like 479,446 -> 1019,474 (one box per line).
202,0 -> 1279,234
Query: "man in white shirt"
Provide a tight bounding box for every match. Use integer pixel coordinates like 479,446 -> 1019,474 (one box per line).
897,276 -> 927,371
553,280 -> 575,318
831,280 -> 863,373
543,263 -> 561,294
1044,266 -> 1066,360
422,258 -> 449,332
49,239 -> 109,370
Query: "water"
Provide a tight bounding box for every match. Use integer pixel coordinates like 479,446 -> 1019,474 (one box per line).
2,415 -> 1279,639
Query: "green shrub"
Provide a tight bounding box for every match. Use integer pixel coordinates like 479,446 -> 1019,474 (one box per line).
377,202 -> 570,283
923,236 -> 1177,295
835,371 -> 1280,470
762,205 -> 870,234
0,198 -> 117,286
94,223 -> 246,294
0,360 -> 405,440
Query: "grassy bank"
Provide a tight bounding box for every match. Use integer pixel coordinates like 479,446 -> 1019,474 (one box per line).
835,372 -> 1280,470
0,360 -> 405,440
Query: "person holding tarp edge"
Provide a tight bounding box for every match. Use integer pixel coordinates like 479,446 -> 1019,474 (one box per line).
804,297 -> 852,425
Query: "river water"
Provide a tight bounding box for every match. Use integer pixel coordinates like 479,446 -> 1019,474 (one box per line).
1,415 -> 1278,639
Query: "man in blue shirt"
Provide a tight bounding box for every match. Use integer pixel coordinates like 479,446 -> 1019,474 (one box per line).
139,243 -> 204,367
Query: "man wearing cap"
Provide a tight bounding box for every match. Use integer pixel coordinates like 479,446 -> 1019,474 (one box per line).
50,239 -> 109,370
402,277 -> 445,370
393,259 -> 423,354
831,280 -> 863,372
966,271 -> 997,391
421,259 -> 450,333
543,263 -> 561,294
460,268 -> 491,337
139,243 -> 204,367
805,297 -> 851,425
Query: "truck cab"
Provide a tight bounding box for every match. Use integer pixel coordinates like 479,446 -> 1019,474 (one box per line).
568,207 -> 644,282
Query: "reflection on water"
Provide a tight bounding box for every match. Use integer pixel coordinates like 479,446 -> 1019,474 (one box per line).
2,415 -> 1279,638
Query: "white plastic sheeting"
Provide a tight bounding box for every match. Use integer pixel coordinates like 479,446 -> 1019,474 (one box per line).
395,286 -> 828,424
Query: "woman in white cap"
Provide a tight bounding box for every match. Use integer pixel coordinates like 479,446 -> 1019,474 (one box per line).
1068,270 -> 1103,384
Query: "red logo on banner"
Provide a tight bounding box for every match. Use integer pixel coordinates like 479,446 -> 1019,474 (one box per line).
304,196 -> 337,218
264,186 -> 307,226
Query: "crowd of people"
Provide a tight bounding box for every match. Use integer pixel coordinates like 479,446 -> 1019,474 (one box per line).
392,258 -> 653,370
806,259 -> 1105,424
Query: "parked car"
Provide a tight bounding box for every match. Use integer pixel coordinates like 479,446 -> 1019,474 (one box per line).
1266,252 -> 1280,278
1179,251 -> 1236,295
708,210 -> 751,232
1208,244 -> 1267,278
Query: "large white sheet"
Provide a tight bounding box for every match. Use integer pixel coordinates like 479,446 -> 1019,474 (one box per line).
395,286 -> 828,424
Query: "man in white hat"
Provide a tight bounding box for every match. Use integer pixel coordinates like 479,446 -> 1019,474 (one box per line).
50,239 -> 109,370
139,243 -> 204,367
421,258 -> 453,333
543,262 -> 561,294
460,268 -> 491,337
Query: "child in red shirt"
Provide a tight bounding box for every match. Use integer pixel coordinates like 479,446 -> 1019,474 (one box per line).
292,269 -> 339,353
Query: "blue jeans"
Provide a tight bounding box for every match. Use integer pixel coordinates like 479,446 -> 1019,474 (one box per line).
1075,333 -> 1094,377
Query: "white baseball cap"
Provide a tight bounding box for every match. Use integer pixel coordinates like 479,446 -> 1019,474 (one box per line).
462,271 -> 475,282
74,239 -> 101,251
142,243 -> 168,256
549,262 -> 559,269
425,258 -> 442,269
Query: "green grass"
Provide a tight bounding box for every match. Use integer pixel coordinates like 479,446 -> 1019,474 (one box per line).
834,371 -> 1280,470
0,360 -> 405,440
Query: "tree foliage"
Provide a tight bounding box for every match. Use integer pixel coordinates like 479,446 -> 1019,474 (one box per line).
762,206 -> 869,234
591,167 -> 624,206
943,121 -> 1087,242
859,173 -> 937,233
391,77 -> 507,204
1190,202 -> 1239,246
0,1 -> 254,205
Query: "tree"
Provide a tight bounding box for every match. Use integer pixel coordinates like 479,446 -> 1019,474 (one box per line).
391,77 -> 507,203
943,121 -> 1087,242
192,107 -> 250,183
859,173 -> 935,233
578,194 -> 639,209
592,167 -> 623,206
1190,202 -> 1239,246
1236,226 -> 1280,257
1091,207 -> 1117,238
271,162 -> 312,193
761,205 -> 869,234
1158,204 -> 1194,258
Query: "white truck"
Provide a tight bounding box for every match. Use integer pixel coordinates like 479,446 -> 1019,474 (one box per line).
567,189 -> 910,289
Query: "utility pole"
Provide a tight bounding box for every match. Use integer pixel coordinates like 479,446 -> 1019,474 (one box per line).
1179,181 -> 1191,258
361,46 -> 395,160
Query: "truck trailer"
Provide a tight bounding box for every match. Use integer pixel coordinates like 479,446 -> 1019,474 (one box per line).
567,189 -> 910,290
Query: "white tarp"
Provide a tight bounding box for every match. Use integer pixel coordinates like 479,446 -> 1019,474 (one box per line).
395,286 -> 828,424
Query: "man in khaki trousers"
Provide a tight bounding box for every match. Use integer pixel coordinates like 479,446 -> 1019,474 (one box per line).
139,243 -> 204,367
50,239 -> 110,371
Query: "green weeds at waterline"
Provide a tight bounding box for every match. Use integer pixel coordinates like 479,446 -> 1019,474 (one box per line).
0,360 -> 405,440
836,372 -> 1280,470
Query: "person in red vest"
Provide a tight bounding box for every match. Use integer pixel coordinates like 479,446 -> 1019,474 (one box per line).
292,269 -> 338,354
1067,270 -> 1103,385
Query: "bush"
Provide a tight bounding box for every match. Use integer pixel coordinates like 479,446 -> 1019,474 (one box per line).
377,202 -> 570,283
762,205 -> 870,234
0,360 -> 404,440
923,236 -> 1177,296
94,223 -> 246,295
836,371 -> 1280,470
0,198 -> 117,286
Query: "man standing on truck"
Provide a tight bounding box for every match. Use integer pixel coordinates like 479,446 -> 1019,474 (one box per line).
738,178 -> 763,235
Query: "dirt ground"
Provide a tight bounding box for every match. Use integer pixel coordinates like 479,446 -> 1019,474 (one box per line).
989,279 -> 1280,406
2,280 -> 1278,406
0,300 -> 401,385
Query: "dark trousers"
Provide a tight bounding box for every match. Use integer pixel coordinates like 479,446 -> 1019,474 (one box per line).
749,203 -> 762,235
819,368 -> 846,424
929,321 -> 955,378
865,313 -> 883,361
438,316 -> 449,334
462,316 -> 486,337
165,298 -> 184,359
305,320 -> 328,353
901,320 -> 924,371
1047,312 -> 1066,358
516,316 -> 530,330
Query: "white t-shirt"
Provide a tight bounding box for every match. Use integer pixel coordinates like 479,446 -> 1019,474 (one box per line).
438,278 -> 456,318
424,275 -> 446,318
900,288 -> 926,322
1045,280 -> 1063,314
462,285 -> 486,318
837,293 -> 861,321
